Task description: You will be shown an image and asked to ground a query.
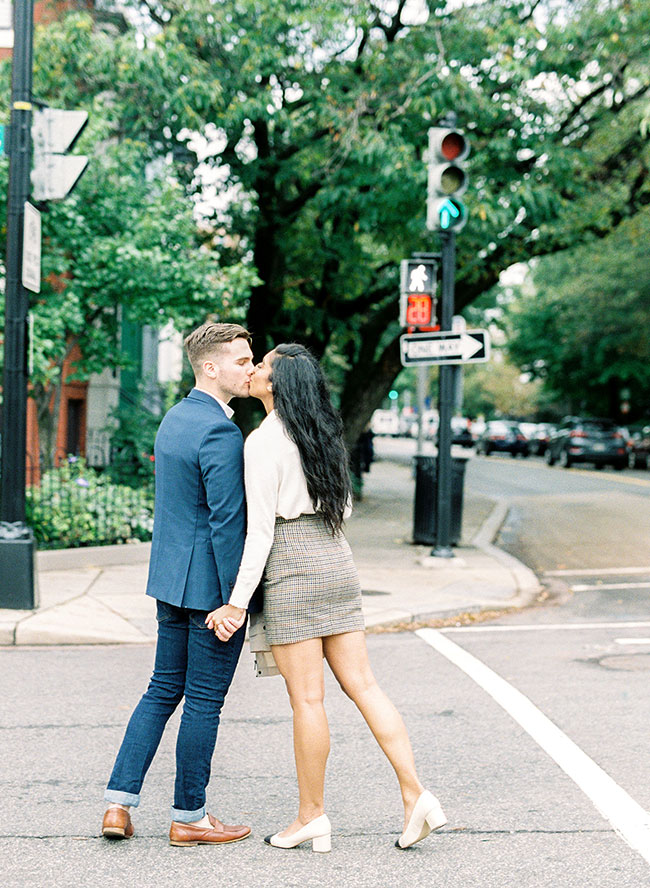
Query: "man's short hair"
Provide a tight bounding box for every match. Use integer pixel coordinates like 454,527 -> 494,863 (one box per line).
184,322 -> 251,376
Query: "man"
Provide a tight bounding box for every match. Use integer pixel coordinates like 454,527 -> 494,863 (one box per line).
102,322 -> 254,847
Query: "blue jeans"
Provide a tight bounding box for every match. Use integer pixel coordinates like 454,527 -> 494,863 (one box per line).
105,600 -> 246,822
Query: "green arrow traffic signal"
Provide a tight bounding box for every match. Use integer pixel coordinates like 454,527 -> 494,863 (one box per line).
431,196 -> 466,231
440,199 -> 459,229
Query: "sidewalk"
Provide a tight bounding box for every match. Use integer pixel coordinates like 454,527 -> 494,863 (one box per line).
0,453 -> 541,645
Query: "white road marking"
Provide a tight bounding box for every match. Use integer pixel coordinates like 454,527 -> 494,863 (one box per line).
417,628 -> 650,865
545,567 -> 650,577
443,621 -> 650,634
571,582 -> 650,592
615,638 -> 650,646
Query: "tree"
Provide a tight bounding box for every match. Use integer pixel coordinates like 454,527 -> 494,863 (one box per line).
6,2 -> 650,449
462,354 -> 544,420
122,0 -> 650,443
0,14 -> 256,461
503,206 -> 650,419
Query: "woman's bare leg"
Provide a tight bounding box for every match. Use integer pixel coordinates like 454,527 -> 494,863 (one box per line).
271,637 -> 329,835
322,630 -> 425,829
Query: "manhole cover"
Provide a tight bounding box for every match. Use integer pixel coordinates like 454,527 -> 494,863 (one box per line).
598,654 -> 650,672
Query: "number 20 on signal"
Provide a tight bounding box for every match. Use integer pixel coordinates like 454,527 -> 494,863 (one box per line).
406,295 -> 434,327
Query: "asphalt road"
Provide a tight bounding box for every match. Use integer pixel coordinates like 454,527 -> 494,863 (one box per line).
2,441 -> 650,886
3,629 -> 650,888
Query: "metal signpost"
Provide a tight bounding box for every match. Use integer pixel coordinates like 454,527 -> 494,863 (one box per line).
426,119 -> 471,556
0,5 -> 89,608
0,0 -> 37,607
397,115 -> 490,557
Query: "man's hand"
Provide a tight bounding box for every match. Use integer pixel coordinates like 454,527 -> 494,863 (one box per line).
205,604 -> 246,641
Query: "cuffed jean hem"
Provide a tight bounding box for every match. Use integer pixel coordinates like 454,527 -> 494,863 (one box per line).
104,789 -> 140,808
170,804 -> 206,824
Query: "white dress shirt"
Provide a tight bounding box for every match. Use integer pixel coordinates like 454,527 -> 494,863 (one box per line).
195,388 -> 234,419
228,410 -> 316,609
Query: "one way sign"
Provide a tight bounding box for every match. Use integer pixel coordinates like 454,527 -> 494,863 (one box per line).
400,329 -> 490,366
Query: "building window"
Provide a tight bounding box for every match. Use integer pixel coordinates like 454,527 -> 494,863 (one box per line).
66,398 -> 85,456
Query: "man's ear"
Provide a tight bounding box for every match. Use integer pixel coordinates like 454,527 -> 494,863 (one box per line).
202,359 -> 218,379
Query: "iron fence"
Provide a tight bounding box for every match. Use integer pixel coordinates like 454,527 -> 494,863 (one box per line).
23,453 -> 155,550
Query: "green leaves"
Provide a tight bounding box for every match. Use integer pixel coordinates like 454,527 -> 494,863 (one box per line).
504,206 -> 650,418
3,1 -> 649,441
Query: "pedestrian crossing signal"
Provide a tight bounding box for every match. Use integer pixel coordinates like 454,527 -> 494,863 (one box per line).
406,294 -> 434,326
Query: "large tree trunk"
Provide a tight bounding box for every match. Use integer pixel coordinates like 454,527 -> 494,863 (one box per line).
340,335 -> 402,451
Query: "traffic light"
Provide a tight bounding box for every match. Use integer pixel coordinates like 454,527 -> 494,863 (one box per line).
31,108 -> 89,201
426,126 -> 469,232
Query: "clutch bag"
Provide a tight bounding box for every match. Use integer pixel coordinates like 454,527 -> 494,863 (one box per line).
248,611 -> 280,677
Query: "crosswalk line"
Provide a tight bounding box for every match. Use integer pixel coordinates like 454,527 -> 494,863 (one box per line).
417,627 -> 650,866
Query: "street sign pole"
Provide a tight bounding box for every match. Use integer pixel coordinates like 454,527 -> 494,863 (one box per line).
0,0 -> 37,608
416,365 -> 427,456
433,229 -> 456,558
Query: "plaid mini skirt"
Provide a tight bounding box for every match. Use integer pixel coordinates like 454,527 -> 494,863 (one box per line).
263,514 -> 365,645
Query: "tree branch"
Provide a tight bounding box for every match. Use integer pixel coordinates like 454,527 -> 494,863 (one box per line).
381,0 -> 408,43
139,0 -> 173,28
557,64 -> 629,137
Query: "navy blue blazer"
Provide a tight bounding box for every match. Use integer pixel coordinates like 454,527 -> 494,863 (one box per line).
145,388 -> 246,611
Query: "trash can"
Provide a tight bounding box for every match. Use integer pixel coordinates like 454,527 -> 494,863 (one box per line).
412,455 -> 467,546
0,522 -> 38,609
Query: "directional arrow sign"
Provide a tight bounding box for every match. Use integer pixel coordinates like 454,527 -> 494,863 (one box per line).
400,329 -> 490,367
32,108 -> 88,154
31,108 -> 89,201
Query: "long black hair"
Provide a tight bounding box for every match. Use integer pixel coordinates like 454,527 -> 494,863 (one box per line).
270,343 -> 351,534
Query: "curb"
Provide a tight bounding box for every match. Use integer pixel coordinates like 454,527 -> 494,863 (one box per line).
37,541 -> 151,571
364,499 -> 542,632
471,499 -> 542,608
2,499 -> 542,645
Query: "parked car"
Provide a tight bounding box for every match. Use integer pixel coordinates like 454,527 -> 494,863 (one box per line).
398,412 -> 418,438
626,424 -> 650,469
370,409 -> 400,437
475,420 -> 530,457
409,410 -> 439,440
517,421 -> 555,456
545,417 -> 627,469
470,418 -> 486,441
531,422 -> 555,456
451,416 -> 474,448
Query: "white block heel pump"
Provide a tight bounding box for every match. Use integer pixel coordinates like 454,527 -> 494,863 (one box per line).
264,814 -> 331,852
396,791 -> 447,849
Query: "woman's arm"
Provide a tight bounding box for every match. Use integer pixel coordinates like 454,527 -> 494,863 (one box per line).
206,428 -> 280,636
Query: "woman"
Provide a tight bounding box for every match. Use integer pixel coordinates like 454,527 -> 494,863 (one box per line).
207,344 -> 446,852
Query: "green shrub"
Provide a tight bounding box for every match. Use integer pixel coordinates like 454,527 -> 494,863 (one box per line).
26,457 -> 154,549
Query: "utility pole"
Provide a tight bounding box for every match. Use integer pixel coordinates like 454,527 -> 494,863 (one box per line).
433,229 -> 455,557
426,114 -> 469,557
0,0 -> 37,608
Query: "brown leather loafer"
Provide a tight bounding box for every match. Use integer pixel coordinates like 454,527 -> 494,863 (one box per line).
169,813 -> 251,847
102,806 -> 134,839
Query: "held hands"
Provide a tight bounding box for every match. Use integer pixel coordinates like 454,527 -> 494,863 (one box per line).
205,604 -> 246,642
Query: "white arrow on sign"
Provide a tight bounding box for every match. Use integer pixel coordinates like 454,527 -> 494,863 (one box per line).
460,332 -> 484,360
32,108 -> 88,154
32,154 -> 89,202
400,329 -> 490,366
31,108 -> 89,201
